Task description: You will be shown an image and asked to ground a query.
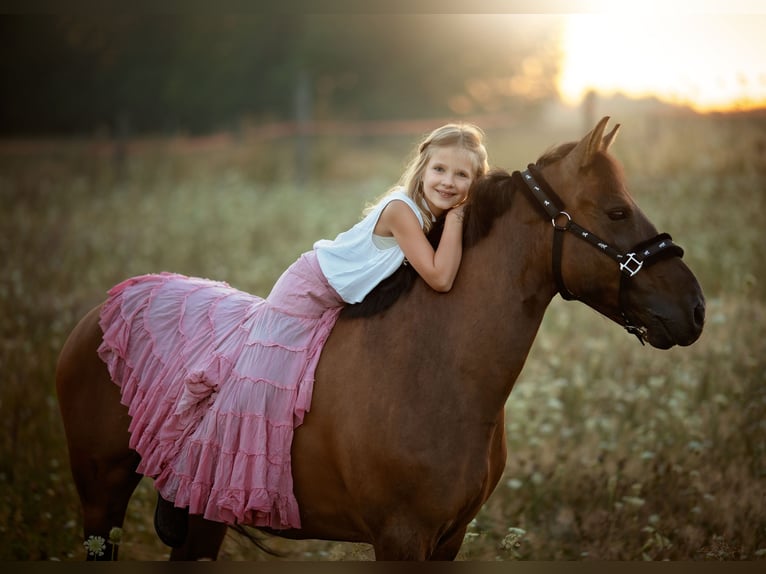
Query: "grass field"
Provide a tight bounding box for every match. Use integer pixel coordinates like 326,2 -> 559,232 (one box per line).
0,110 -> 764,561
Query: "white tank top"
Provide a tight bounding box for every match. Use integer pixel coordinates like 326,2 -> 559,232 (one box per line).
313,189 -> 424,304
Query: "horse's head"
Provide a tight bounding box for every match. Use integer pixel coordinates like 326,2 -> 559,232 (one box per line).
532,117 -> 705,349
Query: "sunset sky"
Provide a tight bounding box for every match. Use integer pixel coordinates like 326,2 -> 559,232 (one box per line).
554,1 -> 766,112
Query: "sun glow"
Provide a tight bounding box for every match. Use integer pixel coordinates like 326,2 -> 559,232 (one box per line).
557,13 -> 766,113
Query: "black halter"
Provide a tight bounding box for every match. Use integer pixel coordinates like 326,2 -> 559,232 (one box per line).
513,164 -> 685,344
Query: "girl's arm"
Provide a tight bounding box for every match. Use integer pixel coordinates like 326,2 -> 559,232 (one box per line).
376,200 -> 465,293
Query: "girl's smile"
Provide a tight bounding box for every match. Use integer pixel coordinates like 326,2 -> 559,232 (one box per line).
421,146 -> 475,217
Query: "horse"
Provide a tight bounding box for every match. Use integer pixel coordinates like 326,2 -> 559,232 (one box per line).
55,117 -> 705,561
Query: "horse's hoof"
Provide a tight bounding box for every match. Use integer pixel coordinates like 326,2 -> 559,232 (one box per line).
154,494 -> 189,548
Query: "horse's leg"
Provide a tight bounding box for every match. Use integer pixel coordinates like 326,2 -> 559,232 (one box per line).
429,525 -> 468,561
77,452 -> 142,560
154,493 -> 189,548
371,517 -> 434,561
57,304 -> 142,560
168,515 -> 228,561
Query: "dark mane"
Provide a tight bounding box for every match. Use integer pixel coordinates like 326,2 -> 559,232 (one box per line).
462,169 -> 517,248
342,142 -> 578,319
536,142 -> 576,168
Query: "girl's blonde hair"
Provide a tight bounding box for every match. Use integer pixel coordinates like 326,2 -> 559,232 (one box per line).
367,123 -> 490,232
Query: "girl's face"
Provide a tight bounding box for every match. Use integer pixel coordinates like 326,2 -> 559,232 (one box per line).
421,146 -> 475,217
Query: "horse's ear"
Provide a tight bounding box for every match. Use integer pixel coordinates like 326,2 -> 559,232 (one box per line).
602,123 -> 621,151
568,116 -> 611,170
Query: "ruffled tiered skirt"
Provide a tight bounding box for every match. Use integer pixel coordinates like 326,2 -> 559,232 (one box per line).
97,251 -> 343,529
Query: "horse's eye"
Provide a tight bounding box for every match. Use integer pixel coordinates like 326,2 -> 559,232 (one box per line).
608,208 -> 629,221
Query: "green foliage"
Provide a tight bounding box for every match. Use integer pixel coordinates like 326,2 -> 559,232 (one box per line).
0,111 -> 764,560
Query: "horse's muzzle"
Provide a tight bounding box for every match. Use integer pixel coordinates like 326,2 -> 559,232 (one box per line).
642,294 -> 705,349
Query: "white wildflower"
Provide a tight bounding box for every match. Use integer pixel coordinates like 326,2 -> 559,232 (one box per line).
501,527 -> 527,551
648,376 -> 665,388
687,440 -> 704,453
546,397 -> 563,410
623,496 -> 646,508
83,535 -> 106,558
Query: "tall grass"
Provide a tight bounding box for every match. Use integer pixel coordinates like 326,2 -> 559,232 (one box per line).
0,111 -> 763,560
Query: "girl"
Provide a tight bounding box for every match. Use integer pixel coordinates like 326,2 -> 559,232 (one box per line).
97,123 -> 490,536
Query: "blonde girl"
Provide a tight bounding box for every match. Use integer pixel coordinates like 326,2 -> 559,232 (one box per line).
316,122 -> 490,299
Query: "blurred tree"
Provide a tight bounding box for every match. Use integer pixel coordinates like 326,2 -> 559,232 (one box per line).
0,14 -> 563,136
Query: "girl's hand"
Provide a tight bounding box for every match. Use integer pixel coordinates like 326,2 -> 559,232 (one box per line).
376,199 -> 465,293
448,203 -> 466,223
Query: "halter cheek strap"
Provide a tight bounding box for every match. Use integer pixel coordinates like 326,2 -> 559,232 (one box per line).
513,165 -> 685,343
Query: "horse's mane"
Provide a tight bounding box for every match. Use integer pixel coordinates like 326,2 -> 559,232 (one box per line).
341,143 -> 575,319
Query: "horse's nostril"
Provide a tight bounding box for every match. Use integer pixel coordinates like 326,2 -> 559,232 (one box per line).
693,301 -> 706,328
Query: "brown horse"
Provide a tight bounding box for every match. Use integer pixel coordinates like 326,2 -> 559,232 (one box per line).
56,117 -> 705,561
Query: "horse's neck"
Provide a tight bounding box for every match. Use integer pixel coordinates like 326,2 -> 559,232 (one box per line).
446,204 -> 555,416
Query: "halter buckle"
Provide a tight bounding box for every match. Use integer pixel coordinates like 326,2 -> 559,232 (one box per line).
551,211 -> 572,231
620,252 -> 643,277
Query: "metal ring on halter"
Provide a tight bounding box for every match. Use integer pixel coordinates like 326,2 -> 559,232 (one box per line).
551,211 -> 572,231
619,252 -> 644,277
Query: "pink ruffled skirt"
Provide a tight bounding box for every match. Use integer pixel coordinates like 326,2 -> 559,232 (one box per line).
97,251 -> 343,529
